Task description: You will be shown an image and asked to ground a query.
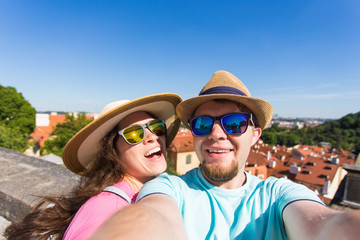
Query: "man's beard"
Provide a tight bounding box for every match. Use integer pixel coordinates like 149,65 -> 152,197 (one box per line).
201,159 -> 239,182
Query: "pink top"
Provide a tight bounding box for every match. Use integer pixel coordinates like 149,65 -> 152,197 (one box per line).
63,180 -> 136,240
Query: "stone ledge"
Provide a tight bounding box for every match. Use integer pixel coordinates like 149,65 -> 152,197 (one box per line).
0,216 -> 11,240
0,147 -> 79,222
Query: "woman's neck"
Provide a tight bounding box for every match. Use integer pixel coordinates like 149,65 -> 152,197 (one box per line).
123,176 -> 144,192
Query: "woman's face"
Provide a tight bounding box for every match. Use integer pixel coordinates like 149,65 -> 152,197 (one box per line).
116,111 -> 167,184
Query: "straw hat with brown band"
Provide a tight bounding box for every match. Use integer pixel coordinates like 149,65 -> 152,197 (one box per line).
62,93 -> 182,175
177,70 -> 273,130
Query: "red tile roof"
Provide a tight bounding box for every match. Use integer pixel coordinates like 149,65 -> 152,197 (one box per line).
169,129 -> 194,152
30,114 -> 94,147
246,152 -> 267,166
295,157 -> 337,185
261,144 -> 354,186
32,115 -> 67,146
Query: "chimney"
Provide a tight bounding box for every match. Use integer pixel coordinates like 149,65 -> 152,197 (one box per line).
323,176 -> 331,195
289,164 -> 301,174
268,160 -> 276,168
267,151 -> 271,161
332,157 -> 339,165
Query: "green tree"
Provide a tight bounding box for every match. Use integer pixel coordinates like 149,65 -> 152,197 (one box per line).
42,113 -> 92,156
341,115 -> 356,129
355,141 -> 360,154
286,133 -> 300,147
263,112 -> 360,154
0,85 -> 36,151
0,123 -> 29,152
261,131 -> 277,146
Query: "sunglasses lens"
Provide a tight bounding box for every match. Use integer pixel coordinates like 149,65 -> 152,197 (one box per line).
149,119 -> 166,136
222,114 -> 249,135
123,125 -> 144,144
190,116 -> 213,136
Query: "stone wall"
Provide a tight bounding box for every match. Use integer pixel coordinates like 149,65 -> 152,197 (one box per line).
0,147 -> 79,223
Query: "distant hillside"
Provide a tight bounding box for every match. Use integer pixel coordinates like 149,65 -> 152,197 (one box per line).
262,111 -> 360,154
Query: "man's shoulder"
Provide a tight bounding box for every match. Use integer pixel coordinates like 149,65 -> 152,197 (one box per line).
155,167 -> 200,183
137,168 -> 202,203
246,173 -> 298,191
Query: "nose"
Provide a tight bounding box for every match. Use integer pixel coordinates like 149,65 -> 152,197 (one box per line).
208,121 -> 227,141
143,127 -> 158,144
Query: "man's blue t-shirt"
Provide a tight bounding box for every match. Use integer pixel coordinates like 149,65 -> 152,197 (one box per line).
137,168 -> 324,240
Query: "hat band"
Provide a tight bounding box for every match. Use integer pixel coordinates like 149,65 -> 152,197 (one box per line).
199,86 -> 247,96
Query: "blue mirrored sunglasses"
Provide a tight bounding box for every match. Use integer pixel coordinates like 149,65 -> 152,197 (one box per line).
189,113 -> 254,137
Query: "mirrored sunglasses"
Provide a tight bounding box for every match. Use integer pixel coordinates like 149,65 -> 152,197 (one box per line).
189,113 -> 253,137
118,119 -> 166,145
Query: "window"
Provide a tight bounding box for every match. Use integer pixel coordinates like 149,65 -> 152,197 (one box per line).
344,175 -> 360,206
186,155 -> 191,164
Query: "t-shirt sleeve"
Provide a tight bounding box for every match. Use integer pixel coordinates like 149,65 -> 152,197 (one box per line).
271,177 -> 325,217
63,192 -> 130,240
136,173 -> 180,203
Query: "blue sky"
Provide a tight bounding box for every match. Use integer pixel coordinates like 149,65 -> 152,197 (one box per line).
1,0 -> 359,119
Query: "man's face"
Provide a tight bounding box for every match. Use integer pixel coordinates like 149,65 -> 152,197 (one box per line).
192,100 -> 261,187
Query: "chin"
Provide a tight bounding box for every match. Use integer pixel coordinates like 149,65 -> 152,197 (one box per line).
152,164 -> 167,175
202,159 -> 239,182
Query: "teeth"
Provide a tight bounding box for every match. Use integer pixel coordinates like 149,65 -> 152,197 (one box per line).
145,147 -> 161,157
208,149 -> 230,153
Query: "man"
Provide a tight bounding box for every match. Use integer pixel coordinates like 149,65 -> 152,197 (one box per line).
91,71 -> 360,240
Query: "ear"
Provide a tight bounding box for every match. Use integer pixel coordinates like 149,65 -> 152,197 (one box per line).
251,127 -> 262,146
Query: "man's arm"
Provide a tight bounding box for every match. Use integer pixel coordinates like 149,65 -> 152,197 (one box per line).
89,194 -> 187,240
283,200 -> 360,240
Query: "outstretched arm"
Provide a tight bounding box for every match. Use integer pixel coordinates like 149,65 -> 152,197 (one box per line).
89,194 -> 187,240
283,200 -> 360,240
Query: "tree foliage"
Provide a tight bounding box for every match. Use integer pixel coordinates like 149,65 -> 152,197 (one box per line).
0,123 -> 29,152
262,112 -> 360,154
0,85 -> 36,151
41,113 -> 93,156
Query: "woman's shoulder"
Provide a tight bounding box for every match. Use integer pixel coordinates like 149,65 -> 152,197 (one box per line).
63,182 -> 132,240
84,188 -> 130,210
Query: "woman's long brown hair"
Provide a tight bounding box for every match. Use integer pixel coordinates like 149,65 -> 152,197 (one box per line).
5,127 -> 125,240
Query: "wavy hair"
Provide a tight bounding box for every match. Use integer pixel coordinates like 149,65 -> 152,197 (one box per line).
5,126 -> 124,240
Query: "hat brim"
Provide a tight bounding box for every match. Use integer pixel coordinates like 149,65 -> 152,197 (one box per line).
177,94 -> 273,130
63,93 -> 182,175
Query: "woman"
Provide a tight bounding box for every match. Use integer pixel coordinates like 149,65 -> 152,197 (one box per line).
5,93 -> 182,240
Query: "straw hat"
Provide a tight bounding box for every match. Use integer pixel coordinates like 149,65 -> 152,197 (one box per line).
63,93 -> 182,175
177,70 -> 273,130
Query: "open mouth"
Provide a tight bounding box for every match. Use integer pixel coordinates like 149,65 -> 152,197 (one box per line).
145,147 -> 162,158
207,149 -> 231,153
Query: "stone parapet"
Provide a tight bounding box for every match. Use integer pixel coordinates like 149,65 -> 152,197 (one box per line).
0,147 -> 79,222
